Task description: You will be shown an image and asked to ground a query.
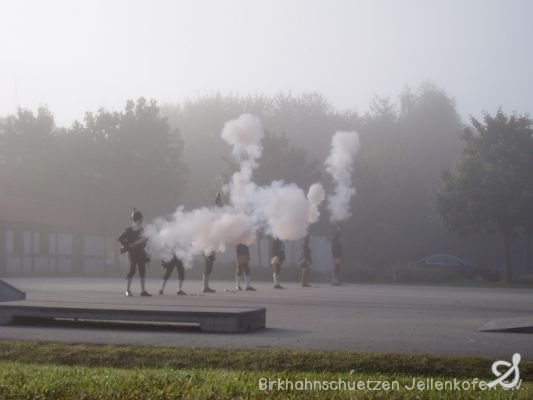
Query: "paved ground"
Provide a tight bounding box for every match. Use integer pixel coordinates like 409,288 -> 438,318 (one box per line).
1,277 -> 532,359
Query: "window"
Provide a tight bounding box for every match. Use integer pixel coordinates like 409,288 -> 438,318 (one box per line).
23,231 -> 40,254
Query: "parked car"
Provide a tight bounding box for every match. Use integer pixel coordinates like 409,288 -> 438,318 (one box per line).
408,255 -> 504,281
408,254 -> 471,271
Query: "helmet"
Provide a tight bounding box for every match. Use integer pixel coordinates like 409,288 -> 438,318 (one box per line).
131,208 -> 143,222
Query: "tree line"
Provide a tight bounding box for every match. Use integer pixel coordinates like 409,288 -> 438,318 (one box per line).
1,83 -> 531,281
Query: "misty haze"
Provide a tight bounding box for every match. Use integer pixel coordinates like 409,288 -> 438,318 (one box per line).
0,1 -> 532,399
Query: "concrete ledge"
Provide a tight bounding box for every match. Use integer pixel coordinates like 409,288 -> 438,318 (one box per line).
478,316 -> 533,333
0,301 -> 265,333
0,280 -> 26,302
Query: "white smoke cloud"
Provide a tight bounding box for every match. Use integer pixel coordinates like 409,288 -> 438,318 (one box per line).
221,114 -> 315,241
221,113 -> 264,209
253,181 -> 310,240
145,114 -> 335,266
325,131 -> 360,222
221,113 -> 264,163
145,206 -> 257,268
307,183 -> 326,224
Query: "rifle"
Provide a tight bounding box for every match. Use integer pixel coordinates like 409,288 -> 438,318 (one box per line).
120,237 -> 148,254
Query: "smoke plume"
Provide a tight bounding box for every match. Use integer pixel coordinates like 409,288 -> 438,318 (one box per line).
307,183 -> 326,224
221,113 -> 264,209
145,206 -> 256,268
252,181 -> 311,240
221,115 -> 322,240
325,131 -> 360,222
145,114 -> 331,266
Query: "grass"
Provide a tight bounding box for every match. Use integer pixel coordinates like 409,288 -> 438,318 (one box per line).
0,340 -> 531,399
1,361 -> 531,400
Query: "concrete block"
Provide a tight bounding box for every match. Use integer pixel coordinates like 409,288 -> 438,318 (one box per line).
0,280 -> 26,302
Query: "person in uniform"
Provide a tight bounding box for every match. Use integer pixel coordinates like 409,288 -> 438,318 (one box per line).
118,208 -> 151,297
299,234 -> 313,287
331,225 -> 343,286
202,252 -> 216,293
159,254 -> 186,295
270,237 -> 286,289
235,243 -> 256,291
202,192 -> 223,293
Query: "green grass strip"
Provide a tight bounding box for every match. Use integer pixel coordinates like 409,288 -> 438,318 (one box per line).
0,340 -> 532,381
0,360 -> 531,400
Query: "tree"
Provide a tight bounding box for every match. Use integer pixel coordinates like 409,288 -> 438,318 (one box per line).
0,106 -> 62,205
346,84 -> 463,267
436,110 -> 533,282
0,106 -> 55,168
254,132 -> 321,189
69,98 -> 188,226
0,99 -> 188,234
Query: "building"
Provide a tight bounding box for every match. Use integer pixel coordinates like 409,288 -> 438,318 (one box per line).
0,192 -> 120,276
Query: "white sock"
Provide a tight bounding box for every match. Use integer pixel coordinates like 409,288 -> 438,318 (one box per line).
245,275 -> 251,288
160,279 -> 167,291
178,280 -> 184,291
203,274 -> 209,289
273,273 -> 279,286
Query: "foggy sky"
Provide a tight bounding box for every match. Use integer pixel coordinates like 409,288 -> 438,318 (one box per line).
1,0 -> 532,126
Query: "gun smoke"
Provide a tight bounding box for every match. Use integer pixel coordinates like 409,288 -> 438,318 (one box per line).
307,183 -> 326,224
324,131 -> 360,223
146,115 -> 357,267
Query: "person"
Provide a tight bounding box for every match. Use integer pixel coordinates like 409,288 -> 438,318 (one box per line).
235,243 -> 256,291
159,254 -> 186,295
118,208 -> 151,297
331,226 -> 343,286
299,235 -> 313,287
202,252 -> 216,293
214,191 -> 223,208
202,192 -> 223,293
270,238 -> 285,289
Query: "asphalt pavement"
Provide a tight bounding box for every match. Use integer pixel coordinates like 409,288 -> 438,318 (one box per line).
1,277 -> 532,359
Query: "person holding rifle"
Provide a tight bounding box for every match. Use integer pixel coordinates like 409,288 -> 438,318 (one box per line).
118,208 -> 152,297
331,225 -> 343,286
271,237 -> 286,289
159,254 -> 186,295
202,192 -> 223,293
300,234 -> 313,287
235,243 -> 256,291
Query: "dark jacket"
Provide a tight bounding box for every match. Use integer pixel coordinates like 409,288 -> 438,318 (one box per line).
236,244 -> 250,257
271,238 -> 285,263
118,226 -> 148,261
